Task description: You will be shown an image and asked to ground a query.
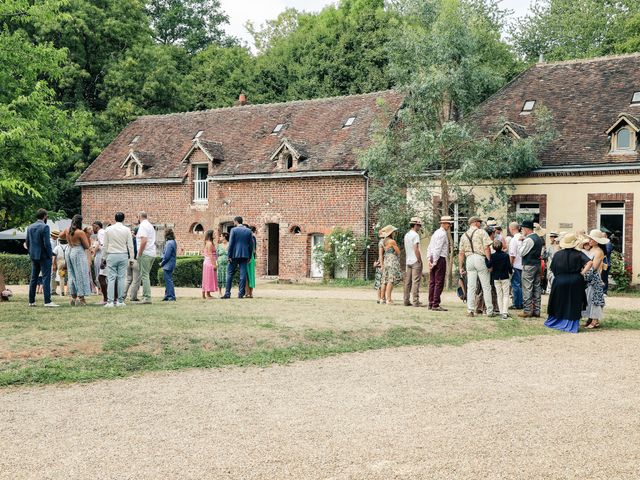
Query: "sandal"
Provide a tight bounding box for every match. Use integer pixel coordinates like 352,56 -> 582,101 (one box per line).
584,319 -> 593,328
586,320 -> 600,329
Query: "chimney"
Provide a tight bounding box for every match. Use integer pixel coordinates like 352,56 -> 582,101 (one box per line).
234,93 -> 249,106
538,53 -> 545,64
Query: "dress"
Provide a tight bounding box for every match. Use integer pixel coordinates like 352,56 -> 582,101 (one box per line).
201,243 -> 218,293
374,240 -> 384,290
545,249 -> 589,333
216,244 -> 229,286
583,268 -> 605,320
247,236 -> 257,289
381,246 -> 402,286
67,244 -> 92,297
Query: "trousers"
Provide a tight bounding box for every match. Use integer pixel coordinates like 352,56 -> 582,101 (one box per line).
522,264 -> 542,315
466,254 -> 493,315
428,258 -> 446,308
403,261 -> 422,305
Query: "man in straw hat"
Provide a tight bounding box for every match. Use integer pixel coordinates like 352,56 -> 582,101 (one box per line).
426,215 -> 454,311
403,217 -> 424,307
458,216 -> 494,317
517,220 -> 544,318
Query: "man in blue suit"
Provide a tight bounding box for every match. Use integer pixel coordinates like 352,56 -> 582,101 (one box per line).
26,209 -> 58,307
222,216 -> 254,299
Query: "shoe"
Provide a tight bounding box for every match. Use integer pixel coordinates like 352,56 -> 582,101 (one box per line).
238,295 -> 244,299
404,302 -> 411,306
501,313 -> 509,320
44,302 -> 59,307
28,302 -> 37,307
431,306 -> 448,312
518,312 -> 532,318
487,312 -> 497,318
162,298 -> 168,302
412,302 -> 427,308
466,311 -> 475,317
116,302 -> 126,307
130,298 -> 139,302
139,299 -> 152,304
104,303 -> 115,308
221,295 -> 230,299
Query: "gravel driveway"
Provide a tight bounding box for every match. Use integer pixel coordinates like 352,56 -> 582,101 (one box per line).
2,330 -> 640,479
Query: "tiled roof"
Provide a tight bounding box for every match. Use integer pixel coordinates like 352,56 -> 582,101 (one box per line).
78,90 -> 404,183
471,53 -> 640,167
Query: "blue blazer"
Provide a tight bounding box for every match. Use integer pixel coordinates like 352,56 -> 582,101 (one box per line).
160,239 -> 177,271
26,220 -> 53,261
228,225 -> 253,260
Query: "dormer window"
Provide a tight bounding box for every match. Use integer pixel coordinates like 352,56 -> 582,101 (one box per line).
343,116 -> 356,127
131,163 -> 141,176
613,127 -> 634,152
520,100 -> 536,114
272,124 -> 284,134
285,153 -> 294,170
631,92 -> 640,105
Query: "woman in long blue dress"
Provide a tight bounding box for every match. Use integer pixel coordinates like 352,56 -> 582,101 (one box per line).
64,214 -> 92,306
545,233 -> 593,333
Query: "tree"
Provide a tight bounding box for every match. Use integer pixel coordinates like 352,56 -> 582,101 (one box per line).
509,0 -> 640,62
245,8 -> 301,54
0,3 -> 92,228
146,0 -> 233,52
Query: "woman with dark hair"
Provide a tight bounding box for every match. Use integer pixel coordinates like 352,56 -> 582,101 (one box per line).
216,232 -> 229,298
201,229 -> 218,299
64,214 -> 91,306
160,228 -> 177,301
246,226 -> 257,298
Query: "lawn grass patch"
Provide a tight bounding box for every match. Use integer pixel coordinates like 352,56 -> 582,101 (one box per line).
1,294 -> 639,387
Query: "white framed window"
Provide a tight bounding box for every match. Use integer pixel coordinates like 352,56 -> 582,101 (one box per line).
597,202 -> 624,253
612,127 -> 635,152
272,123 -> 284,134
193,165 -> 208,202
520,100 -> 536,114
343,116 -> 356,127
516,202 -> 540,224
448,201 -> 470,247
631,91 -> 640,104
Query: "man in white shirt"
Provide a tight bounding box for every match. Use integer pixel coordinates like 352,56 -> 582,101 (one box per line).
517,220 -> 544,318
136,211 -> 157,304
508,221 -> 523,309
103,212 -> 134,307
403,217 -> 424,307
92,221 -> 105,290
427,215 -> 453,311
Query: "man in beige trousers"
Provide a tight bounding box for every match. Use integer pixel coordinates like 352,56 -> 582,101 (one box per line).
403,217 -> 424,307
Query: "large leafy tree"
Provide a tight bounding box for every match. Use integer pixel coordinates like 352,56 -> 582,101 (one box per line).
0,1 -> 92,228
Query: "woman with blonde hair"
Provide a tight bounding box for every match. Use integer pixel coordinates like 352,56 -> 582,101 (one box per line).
379,225 -> 402,305
583,230 -> 609,329
201,229 -> 218,299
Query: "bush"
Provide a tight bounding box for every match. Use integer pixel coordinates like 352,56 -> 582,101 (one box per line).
313,228 -> 368,279
609,250 -> 632,292
0,254 -> 31,284
157,256 -> 203,288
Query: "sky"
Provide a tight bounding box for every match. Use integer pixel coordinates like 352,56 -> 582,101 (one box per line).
219,0 -> 534,48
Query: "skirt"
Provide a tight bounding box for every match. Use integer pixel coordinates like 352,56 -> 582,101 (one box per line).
374,267 -> 383,289
381,253 -> 403,286
202,256 -> 218,292
544,316 -> 579,334
217,256 -> 228,286
247,257 -> 256,289
68,245 -> 92,297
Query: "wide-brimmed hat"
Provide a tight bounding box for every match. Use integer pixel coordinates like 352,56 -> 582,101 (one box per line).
521,220 -> 535,230
549,231 -> 559,238
379,225 -> 398,238
577,235 -> 590,246
468,216 -> 482,224
439,215 -> 454,224
534,223 -> 546,237
51,230 -> 60,238
486,219 -> 498,227
587,229 -> 610,245
559,233 -> 580,249
409,217 -> 423,226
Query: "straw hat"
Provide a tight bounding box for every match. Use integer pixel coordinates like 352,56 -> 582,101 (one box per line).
559,233 -> 580,249
587,229 -> 610,245
409,217 -> 423,226
379,225 -> 398,238
577,235 -> 590,247
549,231 -> 559,238
51,229 -> 60,239
468,216 -> 482,224
533,222 -> 546,237
439,215 -> 454,224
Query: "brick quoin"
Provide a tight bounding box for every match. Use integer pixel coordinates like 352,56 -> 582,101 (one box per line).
82,175 -> 368,281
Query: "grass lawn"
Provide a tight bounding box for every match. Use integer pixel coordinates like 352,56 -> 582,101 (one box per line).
1,293 -> 640,387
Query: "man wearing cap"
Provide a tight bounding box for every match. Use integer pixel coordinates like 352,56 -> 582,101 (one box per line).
458,216 -> 494,317
427,215 -> 453,311
517,220 -> 544,318
508,221 -> 523,310
403,217 -> 424,307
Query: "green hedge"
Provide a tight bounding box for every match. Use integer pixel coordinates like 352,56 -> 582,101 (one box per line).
0,254 -> 31,284
157,256 -> 203,288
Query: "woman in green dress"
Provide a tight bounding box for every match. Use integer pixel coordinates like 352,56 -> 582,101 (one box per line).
246,226 -> 257,298
216,232 -> 229,298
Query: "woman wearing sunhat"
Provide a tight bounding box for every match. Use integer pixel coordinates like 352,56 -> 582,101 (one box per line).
582,229 -> 609,329
379,225 -> 403,305
544,233 -> 593,333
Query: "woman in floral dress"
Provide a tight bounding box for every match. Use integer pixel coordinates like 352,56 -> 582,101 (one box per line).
201,230 -> 218,299
379,225 -> 402,305
216,232 -> 229,298
583,230 -> 609,329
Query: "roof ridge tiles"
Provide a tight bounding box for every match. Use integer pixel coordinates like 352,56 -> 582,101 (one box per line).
136,89 -> 399,120
534,51 -> 640,67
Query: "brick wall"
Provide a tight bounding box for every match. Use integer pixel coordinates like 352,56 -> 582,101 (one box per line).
81,175 -> 367,280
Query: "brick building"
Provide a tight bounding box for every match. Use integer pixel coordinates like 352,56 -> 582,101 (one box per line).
78,91 -> 403,280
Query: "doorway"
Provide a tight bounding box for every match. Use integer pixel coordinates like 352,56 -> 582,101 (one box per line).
597,202 -> 625,253
310,234 -> 324,278
267,223 -> 279,276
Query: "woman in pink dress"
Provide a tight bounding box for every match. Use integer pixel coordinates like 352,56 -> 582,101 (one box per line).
201,229 -> 218,299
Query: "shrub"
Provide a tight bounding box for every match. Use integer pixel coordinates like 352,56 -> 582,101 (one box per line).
0,254 -> 31,284
609,250 -> 632,292
313,228 -> 367,279
157,256 -> 203,288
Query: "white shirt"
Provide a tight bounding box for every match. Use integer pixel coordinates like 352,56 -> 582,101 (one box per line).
104,222 -> 135,259
508,232 -> 523,269
96,228 -> 105,251
136,219 -> 157,257
518,236 -> 534,259
427,227 -> 449,264
404,229 -> 421,265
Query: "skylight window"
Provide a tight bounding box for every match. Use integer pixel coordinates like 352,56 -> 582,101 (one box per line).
343,116 -> 356,127
631,92 -> 640,104
272,124 -> 284,134
129,135 -> 140,146
521,100 -> 536,113
194,130 -> 204,139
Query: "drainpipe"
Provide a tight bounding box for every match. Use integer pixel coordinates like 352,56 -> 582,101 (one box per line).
364,171 -> 369,280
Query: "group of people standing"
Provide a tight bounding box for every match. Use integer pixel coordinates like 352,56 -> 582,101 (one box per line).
373,214 -> 613,333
